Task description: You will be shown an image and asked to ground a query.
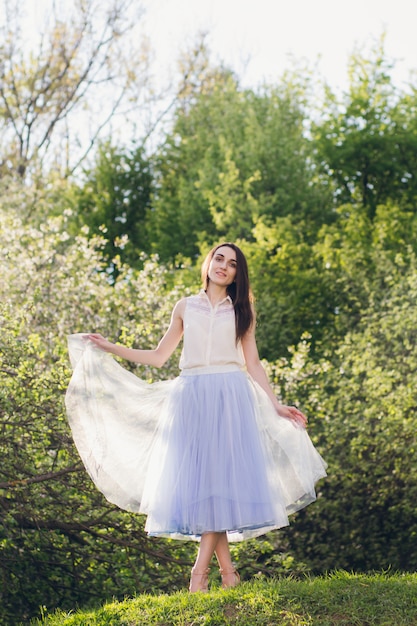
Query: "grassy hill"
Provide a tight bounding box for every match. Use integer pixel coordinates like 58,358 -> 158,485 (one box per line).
30,571 -> 417,626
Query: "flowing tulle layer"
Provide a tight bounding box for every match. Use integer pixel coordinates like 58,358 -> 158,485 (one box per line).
65,334 -> 327,541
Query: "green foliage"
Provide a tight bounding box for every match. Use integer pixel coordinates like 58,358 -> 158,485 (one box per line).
33,573 -> 417,626
148,74 -> 331,261
230,534 -> 310,581
313,201 -> 417,342
242,220 -> 335,359
313,38 -> 417,216
67,142 -> 154,277
268,261 -> 417,573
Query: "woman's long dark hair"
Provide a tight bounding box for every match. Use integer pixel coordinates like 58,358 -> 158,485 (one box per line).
201,242 -> 254,342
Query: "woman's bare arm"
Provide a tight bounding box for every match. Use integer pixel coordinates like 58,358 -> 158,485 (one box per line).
86,299 -> 186,368
241,322 -> 307,428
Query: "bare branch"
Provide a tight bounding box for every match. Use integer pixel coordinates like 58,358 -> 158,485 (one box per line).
0,0 -> 149,177
0,464 -> 82,489
67,86 -> 126,175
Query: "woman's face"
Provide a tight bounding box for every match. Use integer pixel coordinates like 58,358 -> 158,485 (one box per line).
207,246 -> 237,287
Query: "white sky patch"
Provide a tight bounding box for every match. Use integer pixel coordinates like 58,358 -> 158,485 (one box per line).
138,0 -> 417,91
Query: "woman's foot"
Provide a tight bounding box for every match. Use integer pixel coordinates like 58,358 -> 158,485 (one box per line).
219,567 -> 240,589
189,567 -> 210,593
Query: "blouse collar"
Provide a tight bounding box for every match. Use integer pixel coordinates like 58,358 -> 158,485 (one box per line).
199,289 -> 233,305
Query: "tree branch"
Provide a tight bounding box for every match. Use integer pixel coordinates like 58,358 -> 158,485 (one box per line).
0,464 -> 83,489
13,514 -> 193,566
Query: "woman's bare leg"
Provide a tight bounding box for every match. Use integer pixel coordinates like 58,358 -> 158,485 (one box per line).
214,532 -> 240,588
193,532 -> 220,571
189,532 -> 240,591
189,532 -> 220,592
214,532 -> 233,570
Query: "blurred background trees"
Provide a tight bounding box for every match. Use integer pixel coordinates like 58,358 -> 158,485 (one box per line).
1,2 -> 417,622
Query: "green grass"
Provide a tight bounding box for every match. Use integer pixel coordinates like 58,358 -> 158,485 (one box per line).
33,572 -> 417,626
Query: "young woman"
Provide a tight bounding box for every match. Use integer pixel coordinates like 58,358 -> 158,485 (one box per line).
65,243 -> 327,593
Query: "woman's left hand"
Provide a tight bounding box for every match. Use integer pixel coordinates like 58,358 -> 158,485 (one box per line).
277,404 -> 308,428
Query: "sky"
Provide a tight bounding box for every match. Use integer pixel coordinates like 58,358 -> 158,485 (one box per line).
8,0 -> 417,165
138,0 -> 417,92
19,0 -> 417,93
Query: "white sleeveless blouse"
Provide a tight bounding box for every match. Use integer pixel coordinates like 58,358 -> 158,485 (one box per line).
179,291 -> 245,373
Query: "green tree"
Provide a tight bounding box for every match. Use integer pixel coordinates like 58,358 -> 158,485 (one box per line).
278,259 -> 417,573
68,141 -> 154,276
242,218 -> 335,360
313,38 -> 417,217
149,64 -> 331,261
313,200 -> 417,343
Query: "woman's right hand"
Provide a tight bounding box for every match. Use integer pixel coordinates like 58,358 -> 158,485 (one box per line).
85,333 -> 115,353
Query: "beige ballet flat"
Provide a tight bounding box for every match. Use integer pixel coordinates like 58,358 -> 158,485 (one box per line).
189,567 -> 210,593
219,567 -> 240,589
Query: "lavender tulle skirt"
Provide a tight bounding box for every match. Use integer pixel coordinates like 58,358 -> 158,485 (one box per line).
65,334 -> 327,542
